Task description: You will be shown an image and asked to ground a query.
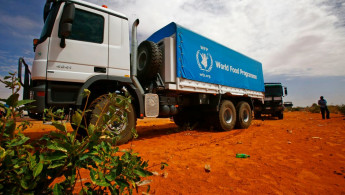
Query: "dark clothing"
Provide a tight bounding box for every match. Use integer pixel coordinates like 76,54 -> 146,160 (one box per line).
318,99 -> 327,108
318,98 -> 330,119
320,107 -> 330,119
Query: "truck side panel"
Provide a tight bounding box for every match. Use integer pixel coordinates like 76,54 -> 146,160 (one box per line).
47,3 -> 109,83
148,22 -> 265,93
108,16 -> 131,76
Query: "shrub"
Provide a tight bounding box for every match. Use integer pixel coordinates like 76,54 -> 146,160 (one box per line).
328,105 -> 339,114
338,105 -> 345,115
285,106 -> 305,112
306,103 -> 320,113
0,73 -> 155,194
306,103 -> 345,115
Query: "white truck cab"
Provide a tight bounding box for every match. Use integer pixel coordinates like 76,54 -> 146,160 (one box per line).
21,0 -> 142,120
34,1 -> 130,83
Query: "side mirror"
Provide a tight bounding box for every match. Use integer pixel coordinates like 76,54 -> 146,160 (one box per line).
284,87 -> 288,96
59,2 -> 75,48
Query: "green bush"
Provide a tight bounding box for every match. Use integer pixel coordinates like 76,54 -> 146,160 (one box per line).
306,103 -> 345,115
306,103 -> 320,113
328,105 -> 339,114
337,105 -> 345,115
285,106 -> 305,112
0,73 -> 156,194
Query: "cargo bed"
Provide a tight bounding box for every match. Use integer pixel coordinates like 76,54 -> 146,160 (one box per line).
147,22 -> 264,101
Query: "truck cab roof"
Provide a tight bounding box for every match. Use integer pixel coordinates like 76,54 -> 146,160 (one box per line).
265,83 -> 282,87
66,0 -> 127,19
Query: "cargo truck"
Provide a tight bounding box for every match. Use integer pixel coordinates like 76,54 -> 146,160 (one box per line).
18,0 -> 265,144
254,83 -> 287,119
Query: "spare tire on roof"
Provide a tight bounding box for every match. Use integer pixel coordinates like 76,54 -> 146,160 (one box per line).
137,41 -> 162,83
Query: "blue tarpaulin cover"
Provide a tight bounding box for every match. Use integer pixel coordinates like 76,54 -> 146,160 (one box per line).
147,22 -> 265,92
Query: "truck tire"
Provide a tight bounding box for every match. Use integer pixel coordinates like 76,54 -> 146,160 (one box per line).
137,41 -> 162,83
216,100 -> 237,131
254,111 -> 261,119
278,112 -> 284,119
235,101 -> 252,129
173,109 -> 198,129
173,111 -> 188,127
88,94 -> 136,145
29,113 -> 43,120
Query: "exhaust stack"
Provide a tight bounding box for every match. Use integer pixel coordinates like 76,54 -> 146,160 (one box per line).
130,19 -> 144,94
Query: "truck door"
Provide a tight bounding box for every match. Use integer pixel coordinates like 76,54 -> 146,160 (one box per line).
47,3 -> 109,83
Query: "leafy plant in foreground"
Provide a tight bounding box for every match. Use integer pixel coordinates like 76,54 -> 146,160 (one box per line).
0,72 -> 153,194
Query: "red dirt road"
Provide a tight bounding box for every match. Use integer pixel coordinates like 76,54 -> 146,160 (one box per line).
22,111 -> 345,194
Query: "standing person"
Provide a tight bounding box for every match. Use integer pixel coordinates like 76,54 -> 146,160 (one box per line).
318,96 -> 330,119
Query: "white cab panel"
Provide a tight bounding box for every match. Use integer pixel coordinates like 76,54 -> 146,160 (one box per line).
108,16 -> 130,77
32,38 -> 50,80
47,3 -> 108,83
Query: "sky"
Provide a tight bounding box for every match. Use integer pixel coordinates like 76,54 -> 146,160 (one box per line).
0,0 -> 345,107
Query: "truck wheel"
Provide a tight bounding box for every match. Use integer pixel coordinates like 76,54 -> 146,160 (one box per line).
217,100 -> 236,131
235,101 -> 252,129
29,113 -> 43,120
173,110 -> 194,128
137,41 -> 162,83
173,109 -> 205,129
88,94 -> 136,145
278,112 -> 284,119
173,111 -> 187,127
254,112 -> 261,119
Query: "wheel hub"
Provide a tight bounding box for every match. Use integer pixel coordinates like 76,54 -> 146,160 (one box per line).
105,108 -> 127,134
243,109 -> 249,123
224,108 -> 233,124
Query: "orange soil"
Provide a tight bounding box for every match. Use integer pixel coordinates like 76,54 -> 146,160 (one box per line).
21,111 -> 345,194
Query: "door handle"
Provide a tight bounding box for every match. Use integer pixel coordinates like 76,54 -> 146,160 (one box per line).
94,67 -> 106,73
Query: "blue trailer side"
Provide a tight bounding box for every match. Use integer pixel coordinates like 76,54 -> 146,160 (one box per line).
147,22 -> 264,93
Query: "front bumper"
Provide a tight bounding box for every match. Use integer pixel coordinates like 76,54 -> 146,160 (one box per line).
259,106 -> 284,114
29,83 -> 46,115
254,100 -> 284,114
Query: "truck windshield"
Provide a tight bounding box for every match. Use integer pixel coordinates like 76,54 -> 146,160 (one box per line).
265,85 -> 283,96
39,2 -> 61,43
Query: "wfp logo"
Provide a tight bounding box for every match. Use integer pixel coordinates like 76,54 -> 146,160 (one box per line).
196,48 -> 213,72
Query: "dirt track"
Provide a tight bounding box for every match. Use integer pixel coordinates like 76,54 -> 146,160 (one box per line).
22,111 -> 345,194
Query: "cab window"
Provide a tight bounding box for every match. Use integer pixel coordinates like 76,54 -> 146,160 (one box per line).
67,9 -> 104,43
